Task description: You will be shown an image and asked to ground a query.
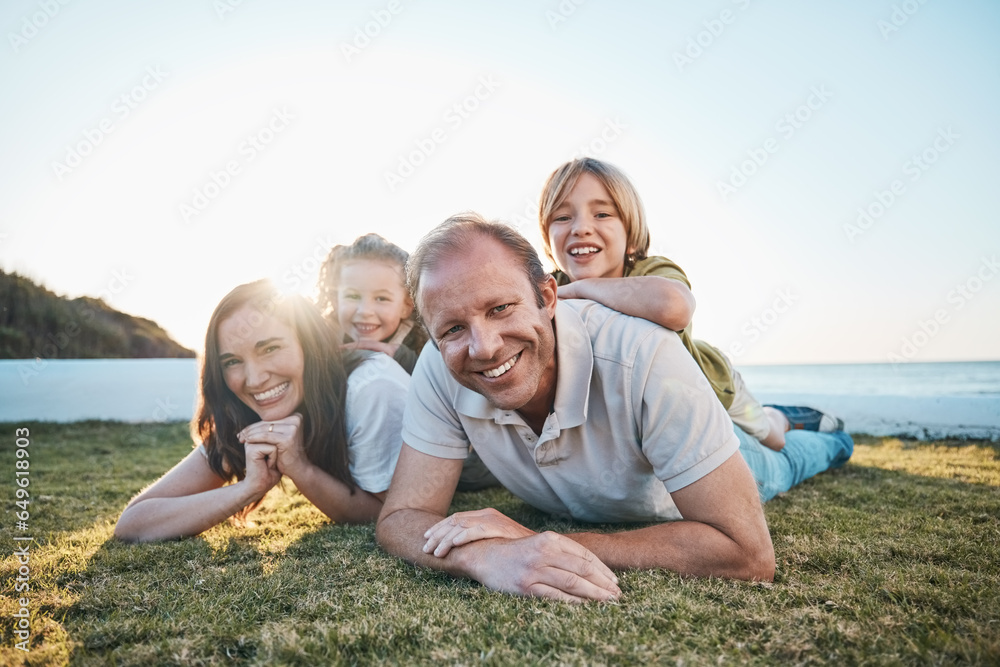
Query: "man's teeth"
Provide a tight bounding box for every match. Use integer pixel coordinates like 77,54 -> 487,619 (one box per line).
569,247 -> 600,255
482,353 -> 520,378
254,382 -> 289,401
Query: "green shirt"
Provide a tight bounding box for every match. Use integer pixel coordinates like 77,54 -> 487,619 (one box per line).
552,255 -> 735,409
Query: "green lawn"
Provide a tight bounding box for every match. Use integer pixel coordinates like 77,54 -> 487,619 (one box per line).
1,422 -> 998,666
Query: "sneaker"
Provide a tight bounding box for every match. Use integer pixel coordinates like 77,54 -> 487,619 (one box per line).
765,405 -> 845,432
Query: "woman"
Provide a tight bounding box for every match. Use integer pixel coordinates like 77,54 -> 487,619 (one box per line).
115,279 -> 409,542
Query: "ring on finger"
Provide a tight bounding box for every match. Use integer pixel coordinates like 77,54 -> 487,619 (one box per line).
268,423 -> 274,433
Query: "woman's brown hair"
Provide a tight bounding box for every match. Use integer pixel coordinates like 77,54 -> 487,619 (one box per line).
193,279 -> 363,495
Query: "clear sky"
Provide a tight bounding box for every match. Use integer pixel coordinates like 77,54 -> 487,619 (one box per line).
1,0 -> 998,365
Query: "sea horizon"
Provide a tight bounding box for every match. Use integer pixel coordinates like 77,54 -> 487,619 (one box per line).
1,358 -> 998,439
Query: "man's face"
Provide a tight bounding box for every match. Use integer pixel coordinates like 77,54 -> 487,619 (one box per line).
418,237 -> 558,412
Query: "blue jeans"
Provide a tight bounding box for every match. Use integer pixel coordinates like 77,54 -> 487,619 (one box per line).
736,426 -> 854,502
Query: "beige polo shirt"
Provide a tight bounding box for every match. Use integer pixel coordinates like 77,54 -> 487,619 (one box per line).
402,300 -> 739,523
553,256 -> 736,409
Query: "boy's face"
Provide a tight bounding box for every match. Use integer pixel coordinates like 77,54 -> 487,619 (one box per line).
546,172 -> 633,281
337,259 -> 413,343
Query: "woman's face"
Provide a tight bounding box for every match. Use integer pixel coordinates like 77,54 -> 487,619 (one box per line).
336,259 -> 413,342
217,304 -> 305,421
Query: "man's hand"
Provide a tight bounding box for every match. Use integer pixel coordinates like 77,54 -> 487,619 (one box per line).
466,531 -> 621,604
423,507 -> 535,557
378,445 -> 621,603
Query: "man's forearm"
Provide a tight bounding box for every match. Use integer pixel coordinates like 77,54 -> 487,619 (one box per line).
376,507 -> 480,579
565,520 -> 775,581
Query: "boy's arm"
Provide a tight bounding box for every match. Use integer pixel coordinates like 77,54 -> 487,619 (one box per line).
557,276 -> 696,331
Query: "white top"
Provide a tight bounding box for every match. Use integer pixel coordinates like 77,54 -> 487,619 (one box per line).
344,353 -> 409,492
200,353 -> 409,493
402,300 -> 739,523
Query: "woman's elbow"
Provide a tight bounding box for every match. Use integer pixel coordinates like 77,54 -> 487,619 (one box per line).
113,516 -> 143,543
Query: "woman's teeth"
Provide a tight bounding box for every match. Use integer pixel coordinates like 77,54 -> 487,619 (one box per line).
483,353 -> 520,378
254,382 -> 289,402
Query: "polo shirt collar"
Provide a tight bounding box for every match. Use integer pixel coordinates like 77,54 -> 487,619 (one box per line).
453,300 -> 593,428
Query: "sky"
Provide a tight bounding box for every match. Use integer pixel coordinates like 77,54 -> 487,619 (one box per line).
1,0 -> 998,366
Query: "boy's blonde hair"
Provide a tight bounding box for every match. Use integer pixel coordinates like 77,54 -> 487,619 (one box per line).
538,158 -> 650,272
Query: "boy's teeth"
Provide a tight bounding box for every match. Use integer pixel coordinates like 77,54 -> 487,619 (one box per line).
570,247 -> 599,255
482,353 -> 520,378
254,382 -> 288,401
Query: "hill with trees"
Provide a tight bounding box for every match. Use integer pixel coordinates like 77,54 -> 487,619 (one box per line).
0,269 -> 195,359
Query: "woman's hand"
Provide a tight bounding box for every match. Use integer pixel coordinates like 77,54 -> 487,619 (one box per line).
242,441 -> 282,502
422,508 -> 537,557
239,414 -> 311,482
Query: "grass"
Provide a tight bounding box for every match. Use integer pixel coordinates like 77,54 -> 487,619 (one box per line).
1,422 -> 998,666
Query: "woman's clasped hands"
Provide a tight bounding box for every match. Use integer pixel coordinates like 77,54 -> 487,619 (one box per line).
236,413 -> 308,500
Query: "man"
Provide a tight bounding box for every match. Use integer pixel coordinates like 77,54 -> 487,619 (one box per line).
376,214 -> 852,603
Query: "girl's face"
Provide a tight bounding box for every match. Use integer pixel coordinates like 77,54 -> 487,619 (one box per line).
547,172 -> 633,281
336,259 -> 413,343
217,305 -> 305,422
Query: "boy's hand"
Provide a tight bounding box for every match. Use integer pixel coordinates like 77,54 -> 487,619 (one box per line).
556,281 -> 589,299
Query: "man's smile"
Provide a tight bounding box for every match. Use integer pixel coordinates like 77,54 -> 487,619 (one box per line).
480,352 -> 521,378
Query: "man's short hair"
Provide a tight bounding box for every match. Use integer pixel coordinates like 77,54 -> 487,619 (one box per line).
407,213 -> 550,326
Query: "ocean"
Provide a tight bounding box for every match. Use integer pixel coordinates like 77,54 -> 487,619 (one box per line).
1,359 -> 998,440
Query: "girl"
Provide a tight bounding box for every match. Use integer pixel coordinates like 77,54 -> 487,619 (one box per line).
317,233 -> 498,490
114,279 -> 409,541
538,157 -> 843,451
317,233 -> 427,374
